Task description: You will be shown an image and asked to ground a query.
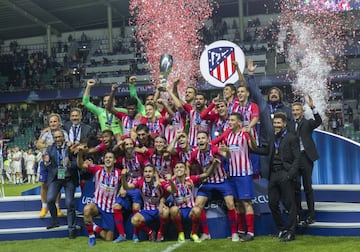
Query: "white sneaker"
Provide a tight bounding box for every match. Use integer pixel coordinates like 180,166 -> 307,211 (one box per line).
231,233 -> 240,242
200,233 -> 211,240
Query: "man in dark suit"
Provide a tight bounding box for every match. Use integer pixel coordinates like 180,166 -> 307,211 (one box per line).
63,107 -> 94,191
242,59 -> 293,179
63,107 -> 93,145
290,96 -> 322,225
43,129 -> 79,239
255,112 -> 300,242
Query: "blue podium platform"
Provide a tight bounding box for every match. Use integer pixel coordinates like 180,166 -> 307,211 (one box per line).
1,184 -> 359,241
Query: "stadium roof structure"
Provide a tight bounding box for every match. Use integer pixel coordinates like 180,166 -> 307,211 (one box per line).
0,0 -> 130,41
0,0 -> 277,42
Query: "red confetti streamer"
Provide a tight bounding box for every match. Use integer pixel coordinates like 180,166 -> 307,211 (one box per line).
129,0 -> 215,95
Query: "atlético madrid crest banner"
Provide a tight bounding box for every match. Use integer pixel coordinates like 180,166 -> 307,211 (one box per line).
200,40 -> 246,88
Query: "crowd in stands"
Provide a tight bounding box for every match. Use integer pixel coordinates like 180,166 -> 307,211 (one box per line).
0,105 -> 35,141
0,40 -> 76,92
1,16 -> 360,144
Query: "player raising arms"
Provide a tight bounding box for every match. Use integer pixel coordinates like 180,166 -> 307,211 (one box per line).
167,88 -> 211,147
107,84 -> 142,138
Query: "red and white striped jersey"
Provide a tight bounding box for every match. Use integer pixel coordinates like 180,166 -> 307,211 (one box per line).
175,146 -> 196,164
214,118 -> 230,137
115,111 -> 141,136
164,111 -> 186,144
149,149 -> 173,178
227,97 -> 239,114
233,101 -> 259,143
225,131 -> 253,176
117,152 -> 150,184
95,142 -> 110,153
87,165 -> 122,213
134,178 -> 169,210
140,116 -> 167,136
173,175 -> 201,208
183,103 -> 211,147
190,145 -> 226,183
200,102 -> 230,138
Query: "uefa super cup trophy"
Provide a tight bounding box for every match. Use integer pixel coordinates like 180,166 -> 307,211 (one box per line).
158,54 -> 173,91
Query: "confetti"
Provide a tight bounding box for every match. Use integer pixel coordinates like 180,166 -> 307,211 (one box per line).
278,0 -> 356,118
129,0 -> 215,95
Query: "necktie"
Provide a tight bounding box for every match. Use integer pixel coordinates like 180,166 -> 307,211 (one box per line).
295,120 -> 300,135
73,126 -> 78,142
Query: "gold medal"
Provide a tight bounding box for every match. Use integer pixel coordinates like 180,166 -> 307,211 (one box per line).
275,149 -> 279,155
182,196 -> 187,203
106,186 -> 110,191
169,125 -> 173,130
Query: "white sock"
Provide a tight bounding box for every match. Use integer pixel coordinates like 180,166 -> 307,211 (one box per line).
42,203 -> 47,209
56,203 -> 60,209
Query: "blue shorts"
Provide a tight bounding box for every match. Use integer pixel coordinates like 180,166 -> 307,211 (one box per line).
38,161 -> 48,183
228,175 -> 254,200
97,206 -> 115,231
115,189 -> 143,211
165,195 -> 175,208
197,181 -> 233,199
139,209 -> 159,224
179,207 -> 192,222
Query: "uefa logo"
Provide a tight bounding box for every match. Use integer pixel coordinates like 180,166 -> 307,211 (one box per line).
200,40 -> 245,88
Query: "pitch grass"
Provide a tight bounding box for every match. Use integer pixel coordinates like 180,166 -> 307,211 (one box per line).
2,185 -> 359,251
1,183 -> 40,196
1,235 -> 360,252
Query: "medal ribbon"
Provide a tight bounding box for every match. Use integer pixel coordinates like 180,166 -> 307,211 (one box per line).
274,129 -> 287,154
56,145 -> 66,167
227,99 -> 235,114
238,101 -> 251,119
269,103 -> 279,119
106,111 -> 113,126
102,169 -> 115,188
181,150 -> 190,163
148,119 -> 159,133
126,153 -> 136,171
199,145 -> 212,167
72,125 -> 80,143
175,178 -> 187,197
216,117 -> 228,134
195,111 -> 201,125
144,180 -> 155,197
